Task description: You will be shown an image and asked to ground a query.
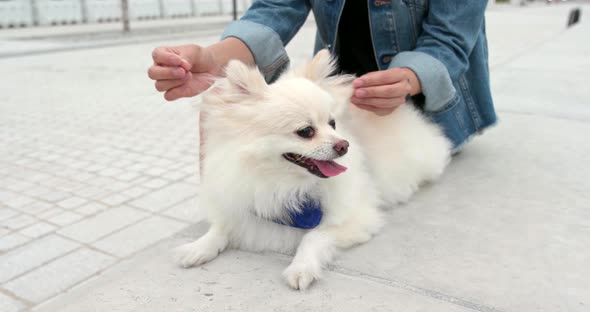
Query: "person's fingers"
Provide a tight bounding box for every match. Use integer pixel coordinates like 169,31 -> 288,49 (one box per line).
155,78 -> 186,92
178,58 -> 192,72
351,96 -> 407,108
152,47 -> 187,66
163,72 -> 215,101
162,76 -> 200,101
354,82 -> 411,99
163,86 -> 187,101
353,68 -> 406,88
148,65 -> 187,80
354,104 -> 398,116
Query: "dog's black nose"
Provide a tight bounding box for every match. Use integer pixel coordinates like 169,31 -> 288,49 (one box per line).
333,140 -> 349,156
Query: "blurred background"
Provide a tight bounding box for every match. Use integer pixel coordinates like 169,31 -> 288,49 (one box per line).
0,0 -> 251,28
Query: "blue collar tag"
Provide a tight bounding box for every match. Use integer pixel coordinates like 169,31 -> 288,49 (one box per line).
274,198 -> 322,229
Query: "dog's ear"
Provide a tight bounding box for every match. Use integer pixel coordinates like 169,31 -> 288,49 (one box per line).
299,49 -> 337,81
295,50 -> 355,116
223,60 -> 267,97
202,60 -> 268,108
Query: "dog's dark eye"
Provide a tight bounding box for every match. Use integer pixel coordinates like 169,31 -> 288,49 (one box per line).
329,119 -> 336,129
296,126 -> 315,139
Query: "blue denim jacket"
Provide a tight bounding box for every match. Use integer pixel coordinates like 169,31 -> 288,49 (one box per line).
221,0 -> 497,150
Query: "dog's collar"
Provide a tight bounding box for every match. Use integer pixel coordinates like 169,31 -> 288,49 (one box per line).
273,198 -> 323,229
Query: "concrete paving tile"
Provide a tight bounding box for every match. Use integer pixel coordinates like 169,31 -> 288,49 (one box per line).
94,216 -> 187,258
115,172 -> 140,182
19,222 -> 57,238
332,114 -> 590,312
20,200 -> 54,215
74,186 -> 111,200
97,167 -> 125,177
46,212 -> 83,226
34,189 -> 71,203
0,207 -> 19,222
1,194 -> 35,210
129,182 -> 197,212
492,68 -> 590,122
0,232 -> 30,252
58,206 -> 149,243
161,196 -> 204,224
0,235 -> 79,282
183,174 -> 200,185
0,291 -> 26,312
4,248 -> 116,304
37,208 -> 65,219
0,226 -> 9,237
140,178 -> 170,189
33,230 -> 476,312
161,170 -> 188,181
127,163 -> 149,172
0,177 -> 34,192
21,186 -> 51,198
144,167 -> 167,176
2,214 -> 37,230
120,186 -> 150,199
56,197 -> 88,210
102,181 -> 132,193
100,193 -> 131,206
74,202 -> 108,216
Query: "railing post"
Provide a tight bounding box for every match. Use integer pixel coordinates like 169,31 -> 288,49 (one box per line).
122,0 -> 130,32
158,0 -> 165,18
80,0 -> 88,24
190,0 -> 197,16
30,0 -> 39,26
232,0 -> 237,20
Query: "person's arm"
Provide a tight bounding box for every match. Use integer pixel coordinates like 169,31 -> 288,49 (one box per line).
221,0 -> 311,82
389,0 -> 488,111
149,38 -> 255,101
207,37 -> 255,68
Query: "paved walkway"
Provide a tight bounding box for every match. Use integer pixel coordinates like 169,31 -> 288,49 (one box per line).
0,15 -> 234,58
0,3 -> 588,312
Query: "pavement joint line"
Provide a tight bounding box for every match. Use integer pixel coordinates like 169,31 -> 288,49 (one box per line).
50,199 -> 193,252
1,245 -> 82,285
267,252 -> 503,312
148,194 -> 201,224
19,248 -> 116,307
1,241 -> 138,309
498,110 -> 590,124
53,209 -> 154,245
24,226 -> 192,309
0,286 -> 32,309
492,66 -> 590,74
328,266 -> 505,312
52,232 -> 121,260
490,28 -> 569,72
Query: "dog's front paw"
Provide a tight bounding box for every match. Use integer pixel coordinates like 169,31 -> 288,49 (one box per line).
173,240 -> 220,268
282,261 -> 321,290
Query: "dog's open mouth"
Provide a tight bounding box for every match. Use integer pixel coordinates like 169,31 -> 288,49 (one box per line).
282,153 -> 347,178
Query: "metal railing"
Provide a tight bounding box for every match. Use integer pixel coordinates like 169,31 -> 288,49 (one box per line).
0,0 -> 252,29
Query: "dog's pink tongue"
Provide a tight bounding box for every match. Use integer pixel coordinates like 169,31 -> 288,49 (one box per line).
312,160 -> 347,177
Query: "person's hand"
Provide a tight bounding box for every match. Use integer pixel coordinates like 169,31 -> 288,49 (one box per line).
351,68 -> 421,116
148,45 -> 222,101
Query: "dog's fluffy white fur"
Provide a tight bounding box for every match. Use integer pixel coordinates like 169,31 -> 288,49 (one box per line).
174,50 -> 451,290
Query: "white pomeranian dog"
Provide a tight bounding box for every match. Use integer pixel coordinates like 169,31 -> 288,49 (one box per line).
174,50 -> 451,290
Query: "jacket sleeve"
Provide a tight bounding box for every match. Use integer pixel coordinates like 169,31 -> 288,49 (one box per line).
389,1 -> 488,111
221,0 -> 311,82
